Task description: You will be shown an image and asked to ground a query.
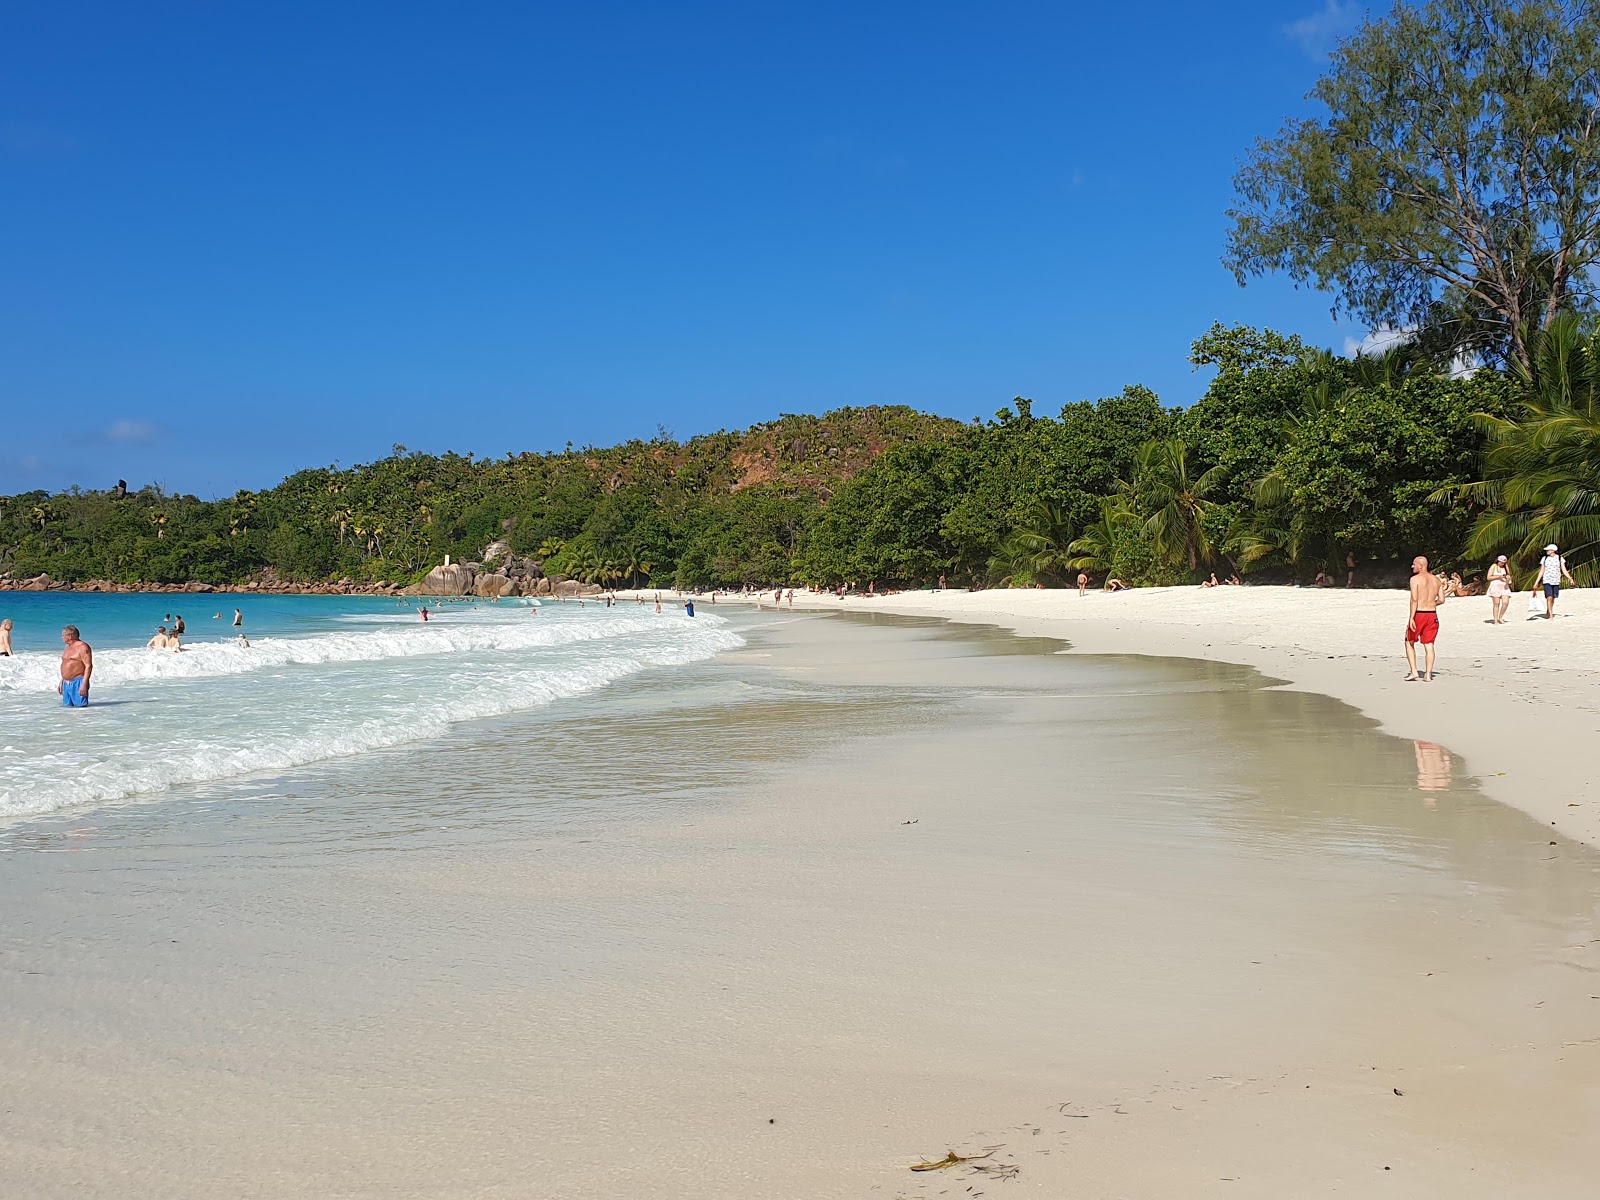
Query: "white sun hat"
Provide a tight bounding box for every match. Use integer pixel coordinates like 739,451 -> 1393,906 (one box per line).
1545,544 -> 1559,552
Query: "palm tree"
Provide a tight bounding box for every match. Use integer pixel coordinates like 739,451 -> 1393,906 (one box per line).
1132,439 -> 1225,572
985,501 -> 1076,587
1446,315 -> 1600,582
1067,499 -> 1133,577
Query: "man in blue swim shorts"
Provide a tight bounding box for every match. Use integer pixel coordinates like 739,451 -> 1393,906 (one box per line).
58,624 -> 93,707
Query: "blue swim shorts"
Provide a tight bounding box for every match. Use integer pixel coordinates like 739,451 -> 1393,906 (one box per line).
61,678 -> 88,707
1544,582 -> 1561,599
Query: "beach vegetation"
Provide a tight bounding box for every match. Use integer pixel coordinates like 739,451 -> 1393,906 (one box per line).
1225,0 -> 1600,371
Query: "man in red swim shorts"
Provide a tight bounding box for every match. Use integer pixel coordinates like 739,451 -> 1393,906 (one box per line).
1404,555 -> 1445,682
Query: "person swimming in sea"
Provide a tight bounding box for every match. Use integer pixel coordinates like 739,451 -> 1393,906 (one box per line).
147,626 -> 170,650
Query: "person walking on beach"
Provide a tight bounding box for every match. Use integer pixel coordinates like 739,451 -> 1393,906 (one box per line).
0,617 -> 12,656
1345,551 -> 1358,588
1486,555 -> 1512,623
58,625 -> 93,707
1534,544 -> 1575,619
1404,556 -> 1445,682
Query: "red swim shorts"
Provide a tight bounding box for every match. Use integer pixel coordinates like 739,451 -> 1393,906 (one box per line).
1406,612 -> 1439,644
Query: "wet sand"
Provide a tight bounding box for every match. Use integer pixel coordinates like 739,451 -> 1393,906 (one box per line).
2,613 -> 1597,1197
709,586 -> 1600,847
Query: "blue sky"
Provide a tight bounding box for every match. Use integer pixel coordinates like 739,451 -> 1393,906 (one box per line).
1,0 -> 1372,497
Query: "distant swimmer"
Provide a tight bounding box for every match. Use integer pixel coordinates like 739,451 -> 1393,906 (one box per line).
684,600 -> 695,617
1404,554 -> 1445,682
233,608 -> 243,627
0,617 -> 12,656
173,614 -> 185,636
420,606 -> 430,622
236,633 -> 251,648
58,625 -> 93,707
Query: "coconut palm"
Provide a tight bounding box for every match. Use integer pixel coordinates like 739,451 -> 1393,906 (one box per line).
1446,315 -> 1600,582
985,501 -> 1076,587
1131,439 -> 1226,572
1066,499 -> 1133,577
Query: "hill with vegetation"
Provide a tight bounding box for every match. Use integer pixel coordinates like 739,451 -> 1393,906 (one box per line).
4,321 -> 1596,592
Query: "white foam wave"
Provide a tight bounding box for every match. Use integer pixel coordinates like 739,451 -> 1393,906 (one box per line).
0,617 -> 742,820
0,612 -> 730,693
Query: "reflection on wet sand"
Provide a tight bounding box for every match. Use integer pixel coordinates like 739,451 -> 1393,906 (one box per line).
1414,739 -> 1453,798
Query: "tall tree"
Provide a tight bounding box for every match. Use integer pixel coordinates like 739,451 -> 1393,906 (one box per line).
1225,0 -> 1600,370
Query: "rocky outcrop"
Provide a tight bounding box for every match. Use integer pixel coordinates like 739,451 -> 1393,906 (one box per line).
473,572 -> 514,598
413,562 -> 476,596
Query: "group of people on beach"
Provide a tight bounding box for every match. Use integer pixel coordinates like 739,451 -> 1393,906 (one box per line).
1404,545 -> 1574,681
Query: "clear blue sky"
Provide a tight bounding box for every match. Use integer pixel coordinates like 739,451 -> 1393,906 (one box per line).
2,0 -> 1372,497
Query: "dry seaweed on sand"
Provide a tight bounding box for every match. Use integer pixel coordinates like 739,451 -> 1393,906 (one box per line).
908,1147 -> 999,1171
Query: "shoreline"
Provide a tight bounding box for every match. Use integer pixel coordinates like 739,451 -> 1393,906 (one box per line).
5,610 -> 1596,1197
677,586 -> 1600,848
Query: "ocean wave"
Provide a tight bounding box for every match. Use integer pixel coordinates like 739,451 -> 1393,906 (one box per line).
0,612 -> 730,693
0,618 -> 742,820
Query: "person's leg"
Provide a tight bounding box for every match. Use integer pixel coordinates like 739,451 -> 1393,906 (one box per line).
1546,585 -> 1557,618
1424,642 -> 1436,681
1405,639 -> 1419,679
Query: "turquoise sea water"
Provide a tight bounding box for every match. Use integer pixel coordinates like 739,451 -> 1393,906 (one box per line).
0,591 -> 740,821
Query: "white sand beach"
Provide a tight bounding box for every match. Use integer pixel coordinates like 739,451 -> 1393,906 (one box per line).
6,607 -> 1596,1198
713,585 -> 1600,848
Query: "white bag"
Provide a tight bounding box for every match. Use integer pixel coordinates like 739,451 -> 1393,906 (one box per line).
1527,590 -> 1544,613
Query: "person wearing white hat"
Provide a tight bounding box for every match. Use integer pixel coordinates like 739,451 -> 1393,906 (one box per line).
1534,544 -> 1574,619
1486,554 -> 1512,623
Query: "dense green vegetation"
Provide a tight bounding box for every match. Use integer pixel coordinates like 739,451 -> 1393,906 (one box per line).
8,2 -> 1598,593
8,321 -> 1595,590
1226,0 -> 1600,370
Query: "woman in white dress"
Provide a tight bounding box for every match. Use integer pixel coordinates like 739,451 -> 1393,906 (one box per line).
1486,554 -> 1511,624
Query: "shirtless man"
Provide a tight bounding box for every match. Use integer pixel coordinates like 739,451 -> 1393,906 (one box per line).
58,625 -> 93,707
1404,556 -> 1446,682
0,617 -> 12,656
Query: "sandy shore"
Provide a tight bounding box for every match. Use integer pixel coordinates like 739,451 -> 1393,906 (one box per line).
3,610 -> 1597,1197
686,586 -> 1600,848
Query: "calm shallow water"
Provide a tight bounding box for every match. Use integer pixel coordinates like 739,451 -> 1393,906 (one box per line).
2,611 -> 1596,1199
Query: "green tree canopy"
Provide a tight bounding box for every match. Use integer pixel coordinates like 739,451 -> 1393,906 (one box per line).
1225,0 -> 1600,369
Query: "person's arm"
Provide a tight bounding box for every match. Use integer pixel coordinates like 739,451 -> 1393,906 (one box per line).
1563,558 -> 1575,584
81,646 -> 92,693
1408,584 -> 1418,630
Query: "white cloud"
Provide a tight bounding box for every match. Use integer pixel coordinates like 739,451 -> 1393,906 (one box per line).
1285,0 -> 1363,59
1343,326 -> 1412,358
99,419 -> 159,444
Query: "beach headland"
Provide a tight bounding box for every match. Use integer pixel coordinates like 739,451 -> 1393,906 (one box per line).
689,586 -> 1600,848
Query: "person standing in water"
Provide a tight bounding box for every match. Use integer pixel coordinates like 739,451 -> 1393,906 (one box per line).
233,608 -> 243,627
1404,555 -> 1445,682
0,617 -> 12,656
172,614 -> 186,637
684,599 -> 695,617
58,625 -> 93,706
